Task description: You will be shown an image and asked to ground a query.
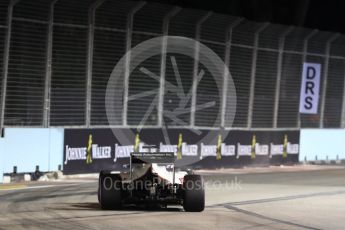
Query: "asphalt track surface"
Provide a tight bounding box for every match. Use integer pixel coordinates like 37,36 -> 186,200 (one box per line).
1,167 -> 345,230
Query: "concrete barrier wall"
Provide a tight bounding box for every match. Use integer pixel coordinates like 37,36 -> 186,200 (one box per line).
1,128 -> 345,180
1,128 -> 64,173
48,128 -> 65,171
63,128 -> 300,174
300,129 -> 345,161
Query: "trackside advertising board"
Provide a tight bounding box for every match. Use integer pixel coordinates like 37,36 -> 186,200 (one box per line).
63,129 -> 300,174
299,62 -> 321,114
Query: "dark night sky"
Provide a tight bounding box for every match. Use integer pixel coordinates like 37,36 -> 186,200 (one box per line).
149,0 -> 345,34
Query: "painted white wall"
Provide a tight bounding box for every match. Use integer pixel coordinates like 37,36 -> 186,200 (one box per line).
300,129 -> 345,161
2,128 -> 64,173
49,128 -> 64,171
0,138 -> 4,183
2,128 -> 345,176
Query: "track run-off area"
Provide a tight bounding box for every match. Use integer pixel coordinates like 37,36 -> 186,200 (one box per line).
0,166 -> 344,230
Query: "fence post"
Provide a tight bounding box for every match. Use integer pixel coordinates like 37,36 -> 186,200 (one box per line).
273,26 -> 294,128
0,0 -> 18,133
122,1 -> 146,126
157,6 -> 181,127
43,0 -> 58,128
221,18 -> 243,128
247,23 -> 269,128
319,33 -> 340,128
341,61 -> 345,128
190,11 -> 212,128
85,0 -> 105,128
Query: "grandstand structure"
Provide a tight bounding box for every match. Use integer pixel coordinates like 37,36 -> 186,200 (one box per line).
0,0 -> 345,133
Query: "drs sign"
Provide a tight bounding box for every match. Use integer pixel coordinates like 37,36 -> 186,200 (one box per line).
299,62 -> 321,114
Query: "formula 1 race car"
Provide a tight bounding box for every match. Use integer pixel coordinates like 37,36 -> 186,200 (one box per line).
98,146 -> 205,212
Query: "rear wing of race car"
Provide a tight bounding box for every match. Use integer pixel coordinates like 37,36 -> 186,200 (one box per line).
129,146 -> 176,186
130,152 -> 175,164
130,145 -> 175,164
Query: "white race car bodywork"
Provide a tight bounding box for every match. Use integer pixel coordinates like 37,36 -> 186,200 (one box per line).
98,149 -> 205,212
120,163 -> 187,185
151,164 -> 187,184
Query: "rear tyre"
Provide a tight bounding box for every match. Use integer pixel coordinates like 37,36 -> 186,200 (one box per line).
183,174 -> 205,212
99,171 -> 122,210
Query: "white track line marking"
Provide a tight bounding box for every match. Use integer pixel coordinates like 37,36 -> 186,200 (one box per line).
0,183 -> 83,191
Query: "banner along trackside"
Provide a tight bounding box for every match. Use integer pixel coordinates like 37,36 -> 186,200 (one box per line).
63,129 -> 300,174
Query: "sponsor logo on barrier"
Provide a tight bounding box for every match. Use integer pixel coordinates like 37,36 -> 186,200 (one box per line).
237,143 -> 252,157
114,144 -> 133,162
270,143 -> 299,155
237,134 -> 269,158
65,134 -> 299,165
92,145 -> 111,159
160,143 -> 177,154
66,142 -> 299,164
201,143 -> 217,157
255,143 -> 269,156
114,142 -> 198,162
201,143 -> 236,157
270,134 -> 299,157
86,134 -> 92,164
63,129 -> 300,173
221,144 -> 236,156
65,146 -> 87,164
64,134 -> 112,165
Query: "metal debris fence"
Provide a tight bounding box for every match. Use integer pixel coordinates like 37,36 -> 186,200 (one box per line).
0,0 -> 345,131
